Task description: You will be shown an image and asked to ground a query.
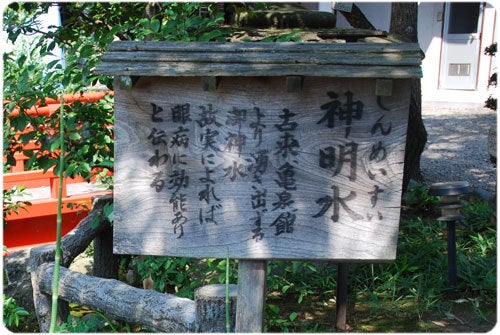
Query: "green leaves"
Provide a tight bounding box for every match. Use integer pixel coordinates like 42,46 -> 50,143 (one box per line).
3,2 -> 230,187
132,3 -> 229,42
261,29 -> 302,42
2,186 -> 32,221
3,294 -> 30,329
103,202 -> 114,223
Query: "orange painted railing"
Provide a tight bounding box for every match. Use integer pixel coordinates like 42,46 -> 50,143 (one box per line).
3,171 -> 111,253
5,91 -> 114,173
3,91 -> 113,253
7,91 -> 113,118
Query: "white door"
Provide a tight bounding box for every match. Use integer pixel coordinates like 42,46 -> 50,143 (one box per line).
440,2 -> 483,90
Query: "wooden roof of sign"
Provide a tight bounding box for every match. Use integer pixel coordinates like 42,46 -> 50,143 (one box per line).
96,30 -> 422,78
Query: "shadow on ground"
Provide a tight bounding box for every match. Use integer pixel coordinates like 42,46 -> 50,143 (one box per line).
420,107 -> 496,195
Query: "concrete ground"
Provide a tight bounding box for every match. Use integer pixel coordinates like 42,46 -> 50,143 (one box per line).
420,104 -> 497,198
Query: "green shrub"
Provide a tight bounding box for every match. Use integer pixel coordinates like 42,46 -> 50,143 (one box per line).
132,256 -> 238,299
3,294 -> 30,329
402,183 -> 440,211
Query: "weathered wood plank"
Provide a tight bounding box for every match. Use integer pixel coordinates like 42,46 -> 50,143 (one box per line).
376,79 -> 393,96
101,50 -> 421,66
317,28 -> 387,40
96,41 -> 422,78
202,77 -> 221,92
97,63 -> 421,78
195,284 -> 238,332
235,260 -> 267,332
335,263 -> 350,330
113,76 -> 410,260
105,41 -> 421,53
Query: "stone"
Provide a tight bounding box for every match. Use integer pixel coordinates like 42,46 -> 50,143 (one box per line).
3,249 -> 35,315
68,251 -> 93,275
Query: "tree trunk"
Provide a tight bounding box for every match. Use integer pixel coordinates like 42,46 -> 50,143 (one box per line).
390,2 -> 427,191
195,284 -> 238,332
390,3 -> 418,40
337,4 -> 376,30
37,263 -> 197,332
93,225 -> 119,279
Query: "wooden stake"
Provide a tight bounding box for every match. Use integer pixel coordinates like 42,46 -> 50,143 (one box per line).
235,260 -> 267,332
336,263 -> 349,330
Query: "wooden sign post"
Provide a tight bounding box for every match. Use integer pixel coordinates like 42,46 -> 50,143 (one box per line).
97,41 -> 422,331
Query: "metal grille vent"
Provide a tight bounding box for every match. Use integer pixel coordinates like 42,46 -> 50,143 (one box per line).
449,63 -> 471,76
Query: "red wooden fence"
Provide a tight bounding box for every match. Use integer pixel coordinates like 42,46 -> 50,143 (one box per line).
3,92 -> 113,253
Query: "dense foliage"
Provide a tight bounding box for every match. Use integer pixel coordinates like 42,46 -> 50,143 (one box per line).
3,2 -> 232,181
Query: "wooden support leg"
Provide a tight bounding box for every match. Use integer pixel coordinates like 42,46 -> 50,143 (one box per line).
336,263 -> 349,330
235,260 -> 267,332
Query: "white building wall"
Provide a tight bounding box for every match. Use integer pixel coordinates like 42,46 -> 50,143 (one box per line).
421,2 -> 496,106
331,1 -> 497,106
418,2 -> 445,104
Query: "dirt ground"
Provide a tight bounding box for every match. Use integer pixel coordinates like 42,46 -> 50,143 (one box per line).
271,292 -> 497,332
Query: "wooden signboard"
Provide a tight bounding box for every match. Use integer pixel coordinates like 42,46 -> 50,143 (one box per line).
96,41 -> 422,261
112,75 -> 410,260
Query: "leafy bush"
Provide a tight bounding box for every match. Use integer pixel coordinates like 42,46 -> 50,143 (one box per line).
402,183 -> 440,211
2,185 -> 31,221
3,294 -> 30,329
461,198 -> 496,230
132,256 -> 238,299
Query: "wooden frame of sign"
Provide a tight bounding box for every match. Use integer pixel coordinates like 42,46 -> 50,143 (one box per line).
97,41 -> 421,331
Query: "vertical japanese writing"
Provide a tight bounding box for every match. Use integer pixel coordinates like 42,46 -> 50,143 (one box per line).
313,91 -> 368,223
143,86 -> 398,244
171,103 -> 192,124
367,115 -> 392,180
364,112 -> 393,221
272,108 -> 299,235
250,185 -> 266,241
312,185 -> 363,222
223,107 -> 251,181
319,142 -> 358,182
148,105 -> 169,193
317,91 -> 363,138
274,108 -> 299,158
196,104 -> 223,226
151,103 -> 165,122
249,107 -> 266,147
248,108 -> 269,241
168,104 -> 192,238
